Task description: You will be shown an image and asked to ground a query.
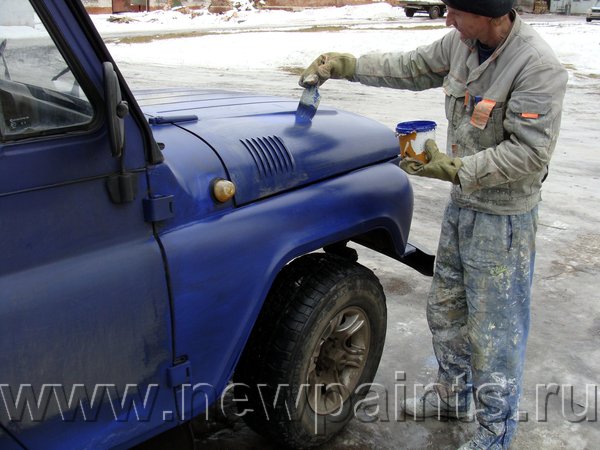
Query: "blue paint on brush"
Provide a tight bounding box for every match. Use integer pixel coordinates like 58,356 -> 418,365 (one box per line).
295,85 -> 320,125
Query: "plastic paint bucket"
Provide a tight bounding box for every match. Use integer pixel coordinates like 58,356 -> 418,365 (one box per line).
395,120 -> 437,163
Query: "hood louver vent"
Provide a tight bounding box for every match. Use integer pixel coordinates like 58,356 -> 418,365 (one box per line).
240,136 -> 294,178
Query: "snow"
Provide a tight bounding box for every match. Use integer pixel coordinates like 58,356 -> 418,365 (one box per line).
94,3 -> 412,34
90,3 -> 600,89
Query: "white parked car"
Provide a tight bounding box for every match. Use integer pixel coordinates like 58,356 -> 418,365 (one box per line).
586,0 -> 600,22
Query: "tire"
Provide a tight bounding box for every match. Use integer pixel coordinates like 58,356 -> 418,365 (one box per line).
234,253 -> 387,448
429,6 -> 440,19
405,8 -> 416,17
586,18 -> 592,22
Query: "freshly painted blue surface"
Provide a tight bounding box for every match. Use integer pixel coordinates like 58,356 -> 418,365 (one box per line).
137,88 -> 401,205
144,101 -> 413,419
0,1 -> 422,448
0,2 -> 174,449
0,120 -> 175,450
0,424 -> 22,450
156,163 -> 413,418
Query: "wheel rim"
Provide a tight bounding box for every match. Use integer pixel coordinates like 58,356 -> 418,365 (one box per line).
306,306 -> 370,415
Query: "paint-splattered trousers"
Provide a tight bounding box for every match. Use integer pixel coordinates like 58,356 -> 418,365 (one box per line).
428,201 -> 538,449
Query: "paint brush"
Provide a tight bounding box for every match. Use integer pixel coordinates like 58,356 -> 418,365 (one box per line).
295,84 -> 320,125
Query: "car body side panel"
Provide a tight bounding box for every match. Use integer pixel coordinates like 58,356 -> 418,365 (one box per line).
151,161 -> 413,416
0,425 -> 23,450
146,125 -> 232,225
0,176 -> 176,450
1,2 -> 175,449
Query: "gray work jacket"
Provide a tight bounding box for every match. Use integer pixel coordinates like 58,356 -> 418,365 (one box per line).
354,11 -> 568,215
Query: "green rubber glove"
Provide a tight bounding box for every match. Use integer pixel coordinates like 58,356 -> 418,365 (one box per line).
400,139 -> 463,184
299,52 -> 357,87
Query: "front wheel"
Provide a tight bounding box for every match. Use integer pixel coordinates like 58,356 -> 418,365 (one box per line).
234,253 -> 387,448
429,6 -> 441,19
405,8 -> 416,17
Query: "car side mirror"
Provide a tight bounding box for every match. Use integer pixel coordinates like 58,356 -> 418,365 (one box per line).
103,61 -> 129,158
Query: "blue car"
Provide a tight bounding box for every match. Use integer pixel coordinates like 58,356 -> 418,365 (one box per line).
0,1 -> 432,448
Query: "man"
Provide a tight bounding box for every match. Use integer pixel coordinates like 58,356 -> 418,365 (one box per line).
299,1 -> 567,448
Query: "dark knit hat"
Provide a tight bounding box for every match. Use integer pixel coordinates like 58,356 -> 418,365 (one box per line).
442,0 -> 515,17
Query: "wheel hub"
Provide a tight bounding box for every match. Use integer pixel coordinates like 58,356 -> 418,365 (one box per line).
307,306 -> 370,415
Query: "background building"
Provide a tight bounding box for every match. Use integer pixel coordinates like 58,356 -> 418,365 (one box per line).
549,0 -> 596,14
80,0 -> 590,15
81,0 -> 394,14
0,0 -> 35,25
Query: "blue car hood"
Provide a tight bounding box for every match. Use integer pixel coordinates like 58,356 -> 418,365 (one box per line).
137,88 -> 399,205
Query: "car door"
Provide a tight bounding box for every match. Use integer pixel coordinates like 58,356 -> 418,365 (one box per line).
0,1 -> 174,448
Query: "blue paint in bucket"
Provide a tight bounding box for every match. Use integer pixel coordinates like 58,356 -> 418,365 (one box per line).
395,120 -> 437,135
395,120 -> 437,162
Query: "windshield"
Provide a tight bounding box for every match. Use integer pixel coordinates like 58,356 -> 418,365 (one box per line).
0,1 -> 94,141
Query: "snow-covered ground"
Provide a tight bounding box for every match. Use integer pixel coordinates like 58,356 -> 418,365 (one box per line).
94,3 -> 600,89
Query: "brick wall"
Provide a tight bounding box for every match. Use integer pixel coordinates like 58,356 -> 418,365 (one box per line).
259,0 -> 380,9
81,0 -> 537,15
82,0 -> 385,14
81,0 -> 209,14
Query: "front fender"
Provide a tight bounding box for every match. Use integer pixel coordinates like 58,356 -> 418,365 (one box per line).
157,161 -> 418,416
